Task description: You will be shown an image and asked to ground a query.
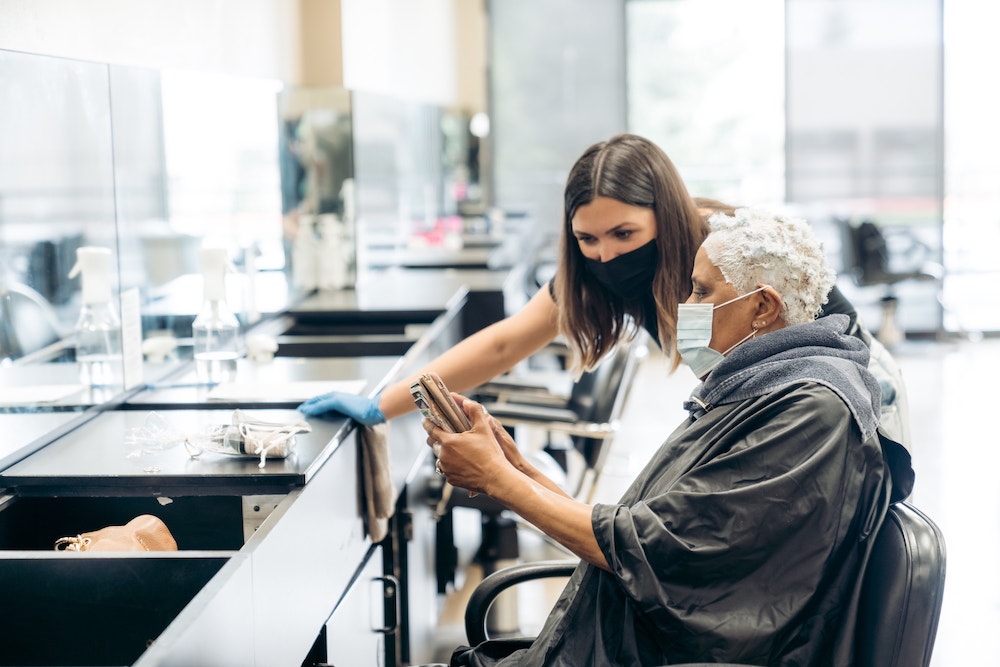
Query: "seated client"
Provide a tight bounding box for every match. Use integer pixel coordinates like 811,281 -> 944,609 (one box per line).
424,208 -> 899,666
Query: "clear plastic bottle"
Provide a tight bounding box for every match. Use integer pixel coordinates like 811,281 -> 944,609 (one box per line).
69,247 -> 122,387
192,247 -> 242,384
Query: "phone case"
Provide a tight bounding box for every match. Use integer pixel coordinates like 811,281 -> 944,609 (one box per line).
410,382 -> 452,431
410,372 -> 471,432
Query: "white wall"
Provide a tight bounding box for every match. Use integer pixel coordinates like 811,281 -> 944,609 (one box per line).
0,0 -> 476,106
341,0 -> 457,105
0,0 -> 300,81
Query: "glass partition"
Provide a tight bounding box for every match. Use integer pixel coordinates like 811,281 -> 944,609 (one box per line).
0,49 -> 314,410
110,65 -> 287,349
0,49 -> 122,404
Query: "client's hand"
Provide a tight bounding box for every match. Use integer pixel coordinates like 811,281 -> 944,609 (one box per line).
452,394 -> 528,472
297,391 -> 386,425
423,399 -> 513,497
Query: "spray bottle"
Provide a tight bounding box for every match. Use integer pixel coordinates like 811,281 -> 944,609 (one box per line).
68,246 -> 122,387
192,247 -> 242,384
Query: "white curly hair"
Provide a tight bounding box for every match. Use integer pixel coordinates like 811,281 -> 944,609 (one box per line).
701,208 -> 836,325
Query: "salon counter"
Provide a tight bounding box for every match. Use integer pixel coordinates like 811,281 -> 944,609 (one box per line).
0,412 -> 85,470
0,277 -> 483,667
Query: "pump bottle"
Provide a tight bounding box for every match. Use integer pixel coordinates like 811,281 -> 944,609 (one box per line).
192,247 -> 242,384
69,246 -> 122,387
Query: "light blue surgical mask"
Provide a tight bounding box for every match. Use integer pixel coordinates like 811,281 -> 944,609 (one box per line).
677,286 -> 768,379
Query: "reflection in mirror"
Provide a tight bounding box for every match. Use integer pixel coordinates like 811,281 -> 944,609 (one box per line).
0,49 -> 124,404
350,92 -> 498,271
440,108 -> 487,217
352,91 -> 449,256
277,87 -> 357,291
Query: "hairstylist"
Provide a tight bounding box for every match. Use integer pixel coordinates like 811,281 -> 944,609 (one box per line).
299,133 -> 708,423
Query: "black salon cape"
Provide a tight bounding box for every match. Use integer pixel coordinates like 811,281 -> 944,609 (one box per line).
456,386 -> 890,666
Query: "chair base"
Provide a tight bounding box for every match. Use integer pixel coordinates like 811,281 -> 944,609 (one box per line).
877,295 -> 905,349
477,516 -> 521,636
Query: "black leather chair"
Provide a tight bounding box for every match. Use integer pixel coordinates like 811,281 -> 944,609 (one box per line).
842,219 -> 940,289
855,501 -> 946,667
839,218 -> 942,347
0,282 -> 65,362
462,500 -> 946,667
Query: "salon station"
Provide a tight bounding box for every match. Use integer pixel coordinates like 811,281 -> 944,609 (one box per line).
1,1 -> 996,666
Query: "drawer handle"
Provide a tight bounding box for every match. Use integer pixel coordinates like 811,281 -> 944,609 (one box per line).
371,574 -> 399,635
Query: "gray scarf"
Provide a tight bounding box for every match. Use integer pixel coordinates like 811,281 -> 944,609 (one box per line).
683,314 -> 881,442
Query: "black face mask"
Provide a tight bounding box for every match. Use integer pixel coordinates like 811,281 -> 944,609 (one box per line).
583,239 -> 658,300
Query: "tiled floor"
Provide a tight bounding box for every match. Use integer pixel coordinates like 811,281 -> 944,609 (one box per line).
430,334 -> 1000,665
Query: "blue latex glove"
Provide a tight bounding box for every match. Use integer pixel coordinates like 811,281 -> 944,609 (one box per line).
297,391 -> 386,425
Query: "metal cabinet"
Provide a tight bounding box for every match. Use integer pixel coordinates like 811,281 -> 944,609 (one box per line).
323,544 -> 394,666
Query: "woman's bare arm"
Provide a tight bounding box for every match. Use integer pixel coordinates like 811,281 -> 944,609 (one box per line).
378,287 -> 561,420
473,402 -> 573,499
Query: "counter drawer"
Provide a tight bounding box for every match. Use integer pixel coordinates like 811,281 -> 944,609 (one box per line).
0,554 -> 232,666
0,494 -> 256,666
0,495 -> 247,551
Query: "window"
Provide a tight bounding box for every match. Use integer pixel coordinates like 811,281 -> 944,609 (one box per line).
626,0 -> 784,205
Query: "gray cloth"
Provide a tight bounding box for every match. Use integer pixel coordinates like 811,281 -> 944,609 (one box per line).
685,314 -> 880,441
684,314 -> 914,502
358,422 -> 395,542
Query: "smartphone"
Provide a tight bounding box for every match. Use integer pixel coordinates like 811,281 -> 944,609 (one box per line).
410,372 -> 472,433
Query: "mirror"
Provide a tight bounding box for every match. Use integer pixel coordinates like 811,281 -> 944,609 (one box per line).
276,87 -> 357,291
441,107 -> 488,218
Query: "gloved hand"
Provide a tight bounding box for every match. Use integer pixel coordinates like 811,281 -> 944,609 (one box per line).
297,391 -> 386,425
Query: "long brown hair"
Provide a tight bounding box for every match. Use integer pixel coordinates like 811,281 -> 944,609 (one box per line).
555,134 -> 708,372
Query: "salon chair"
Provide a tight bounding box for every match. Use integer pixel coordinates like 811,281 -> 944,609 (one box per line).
840,218 -> 943,347
459,500 -> 946,667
